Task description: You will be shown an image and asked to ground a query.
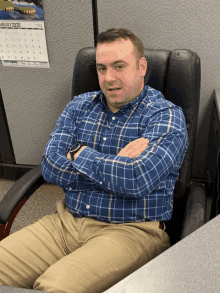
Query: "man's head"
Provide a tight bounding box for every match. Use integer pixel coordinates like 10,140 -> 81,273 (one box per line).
96,28 -> 147,113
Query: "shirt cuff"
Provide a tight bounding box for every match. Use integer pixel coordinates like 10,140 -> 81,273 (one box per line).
72,146 -> 103,177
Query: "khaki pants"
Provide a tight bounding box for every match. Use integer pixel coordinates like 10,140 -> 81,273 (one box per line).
0,199 -> 170,293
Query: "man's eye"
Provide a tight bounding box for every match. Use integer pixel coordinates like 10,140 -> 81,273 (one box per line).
98,67 -> 106,72
116,65 -> 124,70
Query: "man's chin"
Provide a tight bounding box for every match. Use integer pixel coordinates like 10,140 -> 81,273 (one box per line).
107,97 -> 125,105
105,92 -> 123,100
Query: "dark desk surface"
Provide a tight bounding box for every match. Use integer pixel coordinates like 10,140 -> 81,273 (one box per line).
104,214 -> 220,293
1,215 -> 220,293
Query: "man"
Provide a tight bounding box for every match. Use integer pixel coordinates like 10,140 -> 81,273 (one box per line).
0,28 -> 188,292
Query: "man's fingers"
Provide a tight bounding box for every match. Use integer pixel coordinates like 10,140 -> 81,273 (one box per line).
122,138 -> 149,151
126,140 -> 149,153
126,144 -> 149,157
121,140 -> 137,152
118,138 -> 149,158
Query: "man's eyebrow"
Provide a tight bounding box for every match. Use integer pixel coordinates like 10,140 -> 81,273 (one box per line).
96,60 -> 128,66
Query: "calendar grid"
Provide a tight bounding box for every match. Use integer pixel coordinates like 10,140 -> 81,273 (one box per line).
0,20 -> 49,63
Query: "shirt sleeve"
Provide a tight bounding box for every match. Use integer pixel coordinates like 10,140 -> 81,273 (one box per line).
72,104 -> 189,199
41,102 -> 80,187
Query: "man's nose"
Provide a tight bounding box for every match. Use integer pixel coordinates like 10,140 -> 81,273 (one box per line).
105,68 -> 116,82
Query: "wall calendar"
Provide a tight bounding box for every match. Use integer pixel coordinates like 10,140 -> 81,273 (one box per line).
0,0 -> 49,68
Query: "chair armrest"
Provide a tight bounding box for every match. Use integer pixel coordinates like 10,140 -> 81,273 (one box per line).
0,164 -> 45,224
213,88 -> 220,118
207,88 -> 220,220
180,181 -> 206,239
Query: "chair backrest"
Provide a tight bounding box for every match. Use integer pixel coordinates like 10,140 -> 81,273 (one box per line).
72,47 -> 201,204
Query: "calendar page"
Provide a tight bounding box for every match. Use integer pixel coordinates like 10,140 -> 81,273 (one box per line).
0,0 -> 49,68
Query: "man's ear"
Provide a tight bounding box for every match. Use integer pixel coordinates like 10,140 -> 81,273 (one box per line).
139,57 -> 147,76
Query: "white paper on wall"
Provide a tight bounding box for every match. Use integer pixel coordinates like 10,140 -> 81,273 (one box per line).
0,0 -> 49,68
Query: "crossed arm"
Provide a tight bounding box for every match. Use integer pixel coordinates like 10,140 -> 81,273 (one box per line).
67,138 -> 150,160
42,101 -> 188,199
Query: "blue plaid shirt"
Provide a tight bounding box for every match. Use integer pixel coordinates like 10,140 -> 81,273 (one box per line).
41,85 -> 188,223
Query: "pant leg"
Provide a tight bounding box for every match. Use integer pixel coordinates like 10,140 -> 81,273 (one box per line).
0,210 -> 80,289
34,216 -> 170,293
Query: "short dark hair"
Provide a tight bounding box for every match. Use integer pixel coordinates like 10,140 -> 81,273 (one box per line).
96,28 -> 144,62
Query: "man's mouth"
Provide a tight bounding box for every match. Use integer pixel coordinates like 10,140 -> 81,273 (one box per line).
108,87 -> 121,92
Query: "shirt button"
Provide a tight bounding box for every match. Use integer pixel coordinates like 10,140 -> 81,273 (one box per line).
100,181 -> 102,185
86,205 -> 90,209
103,137 -> 106,141
112,117 -> 115,120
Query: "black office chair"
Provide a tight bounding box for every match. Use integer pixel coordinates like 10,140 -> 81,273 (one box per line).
0,48 -> 207,246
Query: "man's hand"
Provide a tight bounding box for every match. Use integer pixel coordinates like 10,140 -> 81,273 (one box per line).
117,138 -> 149,159
66,151 -> 71,160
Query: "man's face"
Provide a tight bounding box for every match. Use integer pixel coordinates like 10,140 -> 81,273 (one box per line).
96,38 -> 147,113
